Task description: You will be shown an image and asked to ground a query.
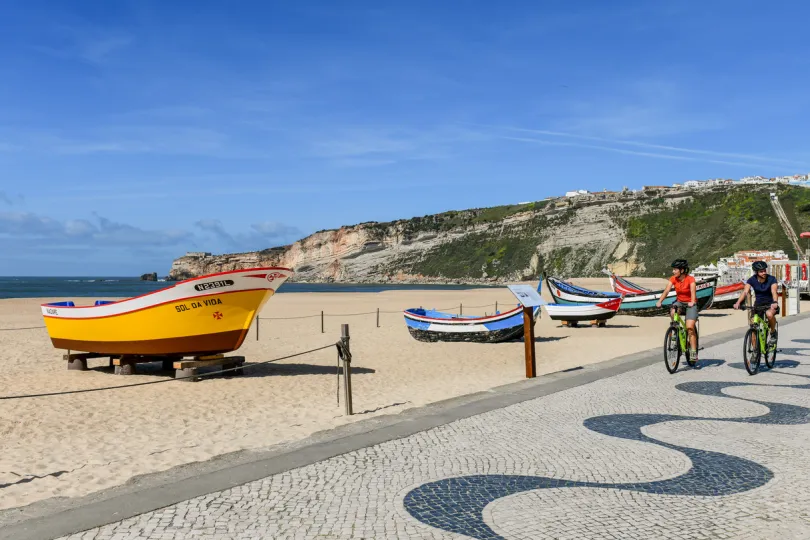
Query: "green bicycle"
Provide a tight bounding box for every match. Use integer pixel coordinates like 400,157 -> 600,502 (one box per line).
663,305 -> 699,374
741,306 -> 778,375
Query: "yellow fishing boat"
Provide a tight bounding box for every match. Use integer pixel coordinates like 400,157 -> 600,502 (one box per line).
41,267 -> 292,356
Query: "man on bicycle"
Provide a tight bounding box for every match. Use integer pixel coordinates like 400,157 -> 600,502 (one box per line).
656,259 -> 699,364
733,260 -> 779,346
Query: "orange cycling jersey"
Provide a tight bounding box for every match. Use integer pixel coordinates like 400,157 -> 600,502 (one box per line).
669,275 -> 695,303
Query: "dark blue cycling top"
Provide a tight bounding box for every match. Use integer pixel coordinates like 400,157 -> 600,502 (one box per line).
746,274 -> 778,305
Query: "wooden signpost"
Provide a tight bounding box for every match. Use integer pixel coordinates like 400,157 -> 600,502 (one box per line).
507,285 -> 544,378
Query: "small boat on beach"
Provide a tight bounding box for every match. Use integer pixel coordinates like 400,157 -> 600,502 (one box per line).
403,283 -> 542,343
710,282 -> 746,309
546,276 -> 717,317
543,297 -> 622,323
41,267 -> 292,356
606,270 -> 744,310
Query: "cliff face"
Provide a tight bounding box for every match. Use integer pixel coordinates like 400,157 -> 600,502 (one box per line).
168,185 -> 810,283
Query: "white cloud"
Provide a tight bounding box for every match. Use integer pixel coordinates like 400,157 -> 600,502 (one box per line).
0,211 -> 192,247
195,219 -> 302,251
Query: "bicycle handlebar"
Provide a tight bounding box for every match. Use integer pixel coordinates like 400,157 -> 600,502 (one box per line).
737,304 -> 778,310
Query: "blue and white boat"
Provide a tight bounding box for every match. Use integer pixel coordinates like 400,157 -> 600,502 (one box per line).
403,284 -> 542,343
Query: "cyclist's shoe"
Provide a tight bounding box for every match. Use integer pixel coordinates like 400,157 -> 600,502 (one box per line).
690,349 -> 700,368
768,332 -> 778,348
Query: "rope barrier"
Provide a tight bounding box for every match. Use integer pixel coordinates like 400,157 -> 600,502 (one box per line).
257,303 -> 511,321
259,314 -> 321,320
0,325 -> 46,331
0,343 -> 336,401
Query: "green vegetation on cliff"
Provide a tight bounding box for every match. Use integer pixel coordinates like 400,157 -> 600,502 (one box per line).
389,185 -> 810,280
623,185 -> 810,277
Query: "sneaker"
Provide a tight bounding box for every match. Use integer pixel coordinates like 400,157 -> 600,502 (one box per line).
690,350 -> 700,368
768,332 -> 778,348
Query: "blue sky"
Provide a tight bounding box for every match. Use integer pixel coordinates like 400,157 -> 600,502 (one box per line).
1,0 -> 809,276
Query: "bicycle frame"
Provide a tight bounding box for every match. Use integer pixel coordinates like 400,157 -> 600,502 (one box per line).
750,313 -> 773,355
672,312 -> 688,352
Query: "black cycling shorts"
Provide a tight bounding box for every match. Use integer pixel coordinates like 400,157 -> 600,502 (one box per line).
753,303 -> 780,315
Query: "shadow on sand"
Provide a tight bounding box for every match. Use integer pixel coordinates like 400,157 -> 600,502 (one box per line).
533,336 -> 569,343
88,361 -> 376,378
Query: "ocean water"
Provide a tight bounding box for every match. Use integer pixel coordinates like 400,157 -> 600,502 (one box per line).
0,277 -> 494,300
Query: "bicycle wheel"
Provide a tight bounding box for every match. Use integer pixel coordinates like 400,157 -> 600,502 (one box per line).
664,326 -> 681,374
764,322 -> 778,369
743,328 -> 760,375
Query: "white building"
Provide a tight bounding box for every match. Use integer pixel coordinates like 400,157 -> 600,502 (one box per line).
564,190 -> 589,198
740,176 -> 768,184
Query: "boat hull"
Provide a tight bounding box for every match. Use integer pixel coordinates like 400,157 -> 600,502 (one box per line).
404,306 -> 540,344
406,324 -> 528,344
546,277 -> 717,317
543,298 -> 621,322
42,268 -> 291,356
710,285 -> 745,309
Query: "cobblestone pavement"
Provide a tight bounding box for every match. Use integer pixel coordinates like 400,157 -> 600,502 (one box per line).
59,321 -> 810,539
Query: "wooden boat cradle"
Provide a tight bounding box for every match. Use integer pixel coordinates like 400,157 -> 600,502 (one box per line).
64,351 -> 245,382
561,319 -> 608,328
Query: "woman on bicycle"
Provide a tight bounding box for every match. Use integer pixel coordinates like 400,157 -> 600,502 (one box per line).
733,260 -> 779,346
656,259 -> 698,363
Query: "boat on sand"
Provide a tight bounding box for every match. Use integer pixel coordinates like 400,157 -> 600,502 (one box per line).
41,267 -> 292,356
546,276 -> 717,317
605,270 -> 743,310
543,297 -> 622,323
403,283 -> 542,343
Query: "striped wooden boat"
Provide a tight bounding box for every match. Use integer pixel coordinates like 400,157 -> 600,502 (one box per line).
41,267 -> 292,356
546,276 -> 717,317
403,283 -> 542,343
606,271 -> 743,309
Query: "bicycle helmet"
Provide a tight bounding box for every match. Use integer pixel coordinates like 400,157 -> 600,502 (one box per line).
671,259 -> 689,270
752,260 -> 768,272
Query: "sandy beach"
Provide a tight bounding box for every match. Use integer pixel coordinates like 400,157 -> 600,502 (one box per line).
0,278 -> 798,512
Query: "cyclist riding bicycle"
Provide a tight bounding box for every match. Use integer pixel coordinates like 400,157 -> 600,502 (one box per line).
656,259 -> 699,364
733,260 -> 779,346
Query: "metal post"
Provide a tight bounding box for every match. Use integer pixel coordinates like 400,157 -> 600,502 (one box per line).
341,324 -> 353,415
321,310 -> 324,333
376,308 -> 380,328
460,303 -> 463,316
495,301 -> 498,313
782,283 -> 787,318
255,315 -> 259,340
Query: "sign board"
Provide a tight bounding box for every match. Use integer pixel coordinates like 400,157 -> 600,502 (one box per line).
507,285 -> 545,308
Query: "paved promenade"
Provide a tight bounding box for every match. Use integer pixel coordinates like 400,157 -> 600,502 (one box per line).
14,317 -> 810,539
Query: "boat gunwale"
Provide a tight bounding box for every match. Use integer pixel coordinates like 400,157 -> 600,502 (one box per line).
42,288 -> 274,321
38,267 -> 293,311
403,305 -> 526,324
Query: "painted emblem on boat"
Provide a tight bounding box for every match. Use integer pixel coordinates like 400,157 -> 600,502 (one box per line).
213,311 -> 223,320
266,272 -> 285,283
194,279 -> 234,292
